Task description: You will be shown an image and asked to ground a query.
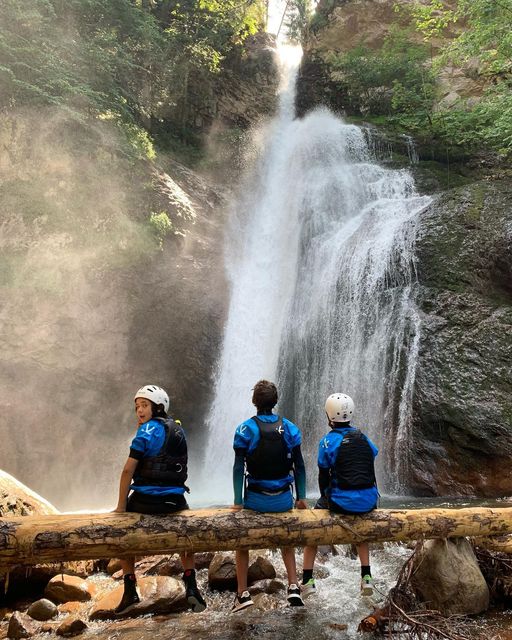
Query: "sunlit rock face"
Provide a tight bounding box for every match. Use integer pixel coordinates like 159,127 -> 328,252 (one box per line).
409,181 -> 512,496
0,469 -> 58,516
296,0 -> 488,121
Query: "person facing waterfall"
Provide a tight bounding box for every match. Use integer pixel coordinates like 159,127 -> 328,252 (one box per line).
231,379 -> 308,611
112,384 -> 206,615
301,393 -> 378,598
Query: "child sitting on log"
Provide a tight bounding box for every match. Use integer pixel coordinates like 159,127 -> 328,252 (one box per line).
231,379 -> 308,611
113,384 -> 206,615
301,393 -> 379,598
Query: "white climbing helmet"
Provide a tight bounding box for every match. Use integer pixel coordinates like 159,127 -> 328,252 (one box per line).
325,393 -> 354,423
134,385 -> 170,412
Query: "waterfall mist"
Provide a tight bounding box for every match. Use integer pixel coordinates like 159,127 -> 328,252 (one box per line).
201,47 -> 431,504
0,109 -> 226,511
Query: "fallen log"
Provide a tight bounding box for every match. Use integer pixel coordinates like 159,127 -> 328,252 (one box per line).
0,507 -> 511,571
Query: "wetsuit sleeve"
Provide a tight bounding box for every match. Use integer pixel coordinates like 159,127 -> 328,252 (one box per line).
233,448 -> 246,506
317,436 -> 330,468
129,447 -> 144,460
233,421 -> 253,450
291,445 -> 306,500
318,467 -> 330,497
283,419 -> 302,448
129,425 -> 151,457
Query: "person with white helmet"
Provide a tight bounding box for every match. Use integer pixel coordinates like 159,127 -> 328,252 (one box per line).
113,384 -> 206,615
300,393 -> 379,599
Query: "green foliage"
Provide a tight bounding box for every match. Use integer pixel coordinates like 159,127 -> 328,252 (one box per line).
0,0 -> 266,159
149,211 -> 174,247
327,2 -> 512,158
284,0 -> 314,44
327,28 -> 435,117
409,0 -> 512,75
403,0 -> 512,155
430,87 -> 512,155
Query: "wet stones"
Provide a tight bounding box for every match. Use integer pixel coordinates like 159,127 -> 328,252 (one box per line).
89,576 -> 188,620
26,599 -> 58,621
208,553 -> 277,592
55,616 -> 88,637
44,575 -> 95,603
7,611 -> 39,639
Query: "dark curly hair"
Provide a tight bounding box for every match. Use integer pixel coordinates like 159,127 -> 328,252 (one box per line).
252,380 -> 278,412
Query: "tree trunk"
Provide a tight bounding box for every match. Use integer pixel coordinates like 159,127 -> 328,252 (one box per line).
0,507 -> 511,570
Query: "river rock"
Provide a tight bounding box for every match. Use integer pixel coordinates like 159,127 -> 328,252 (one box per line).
411,538 -> 489,615
55,617 -> 87,637
0,470 -> 58,517
26,599 -> 58,622
7,611 -> 39,639
247,556 -> 276,582
106,560 -> 122,576
141,552 -> 214,577
57,602 -> 83,615
89,576 -> 188,620
208,553 -> 236,591
44,575 -> 95,604
249,579 -> 286,596
207,553 -> 276,591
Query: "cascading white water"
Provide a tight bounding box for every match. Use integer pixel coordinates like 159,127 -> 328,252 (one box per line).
275,118 -> 429,489
200,45 -> 431,503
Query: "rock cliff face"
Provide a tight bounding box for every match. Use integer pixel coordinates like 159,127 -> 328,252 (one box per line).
410,180 -> 512,496
296,0 -> 487,120
158,33 -> 279,134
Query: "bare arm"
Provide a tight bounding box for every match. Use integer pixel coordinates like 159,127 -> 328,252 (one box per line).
113,457 -> 138,512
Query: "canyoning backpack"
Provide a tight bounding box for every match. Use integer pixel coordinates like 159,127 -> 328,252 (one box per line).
245,416 -> 292,480
133,419 -> 188,487
332,429 -> 376,490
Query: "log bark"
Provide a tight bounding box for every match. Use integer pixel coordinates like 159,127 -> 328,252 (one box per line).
0,507 -> 511,570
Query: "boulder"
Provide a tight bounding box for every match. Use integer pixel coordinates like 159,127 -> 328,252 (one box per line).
26,599 -> 58,621
0,470 -> 58,517
89,576 -> 188,620
249,579 -> 286,596
141,552 -> 214,577
7,611 -> 39,639
55,617 -> 87,637
411,538 -> 489,615
57,602 -> 83,615
208,552 -> 277,592
44,575 -> 95,604
208,553 -> 237,591
247,556 -> 276,583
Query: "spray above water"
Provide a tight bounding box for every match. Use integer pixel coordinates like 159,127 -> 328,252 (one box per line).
200,45 -> 431,504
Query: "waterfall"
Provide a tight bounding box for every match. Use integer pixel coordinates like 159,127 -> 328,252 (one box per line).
200,46 -> 431,503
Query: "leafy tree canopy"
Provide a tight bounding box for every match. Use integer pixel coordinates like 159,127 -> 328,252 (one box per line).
0,0 -> 266,158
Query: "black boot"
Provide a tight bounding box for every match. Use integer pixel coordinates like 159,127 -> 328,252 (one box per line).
183,569 -> 207,613
114,573 -> 140,615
